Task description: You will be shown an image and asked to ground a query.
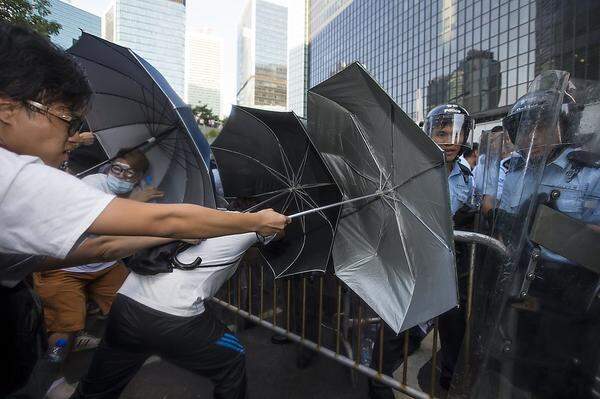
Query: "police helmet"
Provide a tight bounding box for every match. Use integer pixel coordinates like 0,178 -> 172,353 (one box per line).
423,104 -> 474,148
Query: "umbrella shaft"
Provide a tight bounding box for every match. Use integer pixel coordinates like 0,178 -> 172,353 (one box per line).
288,191 -> 388,219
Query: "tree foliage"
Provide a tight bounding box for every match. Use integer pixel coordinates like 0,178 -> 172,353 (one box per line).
191,103 -> 219,125
0,0 -> 61,37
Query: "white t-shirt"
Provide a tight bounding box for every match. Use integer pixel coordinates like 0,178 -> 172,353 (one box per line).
118,232 -> 265,317
62,173 -> 118,273
0,147 -> 115,259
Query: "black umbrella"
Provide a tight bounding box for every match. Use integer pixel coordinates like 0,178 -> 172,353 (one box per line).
306,62 -> 457,333
67,33 -> 215,207
212,106 -> 342,278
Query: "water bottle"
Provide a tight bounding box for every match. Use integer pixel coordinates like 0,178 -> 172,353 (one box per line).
47,338 -> 68,363
360,324 -> 379,366
360,337 -> 374,366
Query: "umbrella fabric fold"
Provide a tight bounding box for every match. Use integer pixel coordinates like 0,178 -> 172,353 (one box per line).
307,62 -> 457,333
68,33 -> 214,207
212,106 -> 341,278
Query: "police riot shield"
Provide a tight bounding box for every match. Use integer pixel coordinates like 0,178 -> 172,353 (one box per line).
475,129 -> 505,234
450,70 -> 600,399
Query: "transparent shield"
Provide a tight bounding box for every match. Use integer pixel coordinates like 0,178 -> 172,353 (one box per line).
450,71 -> 600,398
475,129 -> 504,233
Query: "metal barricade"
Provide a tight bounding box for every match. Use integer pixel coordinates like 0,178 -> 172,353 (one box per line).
210,231 -> 508,399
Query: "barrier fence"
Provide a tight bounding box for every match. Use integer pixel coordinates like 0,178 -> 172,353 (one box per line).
211,231 -> 508,399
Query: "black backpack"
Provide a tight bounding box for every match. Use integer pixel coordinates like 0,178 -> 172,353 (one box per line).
0,269 -> 47,396
124,241 -> 202,275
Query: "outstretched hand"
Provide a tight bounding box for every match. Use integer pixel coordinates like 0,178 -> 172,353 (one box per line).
129,186 -> 165,203
253,208 -> 290,236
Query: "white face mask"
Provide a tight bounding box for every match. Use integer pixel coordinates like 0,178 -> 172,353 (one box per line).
106,174 -> 135,194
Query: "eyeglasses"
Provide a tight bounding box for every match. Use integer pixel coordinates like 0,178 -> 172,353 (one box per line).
110,163 -> 138,179
25,100 -> 84,137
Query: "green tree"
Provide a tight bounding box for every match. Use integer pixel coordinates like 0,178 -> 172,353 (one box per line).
205,129 -> 220,140
191,103 -> 219,125
0,0 -> 61,37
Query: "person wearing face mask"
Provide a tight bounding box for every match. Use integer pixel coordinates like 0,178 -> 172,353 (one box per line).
33,148 -> 163,357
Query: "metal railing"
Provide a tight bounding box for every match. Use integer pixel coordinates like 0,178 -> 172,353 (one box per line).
210,231 -> 508,399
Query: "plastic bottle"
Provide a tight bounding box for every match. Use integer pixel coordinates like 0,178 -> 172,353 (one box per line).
47,338 -> 68,363
360,324 -> 379,366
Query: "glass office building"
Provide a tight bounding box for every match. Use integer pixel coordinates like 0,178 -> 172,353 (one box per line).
309,0 -> 600,127
104,0 -> 186,98
287,0 -> 309,116
48,0 -> 101,50
237,0 -> 288,110
186,28 -> 222,116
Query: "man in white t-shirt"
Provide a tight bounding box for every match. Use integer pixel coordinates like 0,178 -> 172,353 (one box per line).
0,23 -> 288,271
33,149 -> 163,352
73,232 -> 271,399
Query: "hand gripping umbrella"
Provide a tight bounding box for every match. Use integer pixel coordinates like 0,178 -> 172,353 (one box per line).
68,33 -> 215,207
212,106 -> 342,278
306,62 -> 458,334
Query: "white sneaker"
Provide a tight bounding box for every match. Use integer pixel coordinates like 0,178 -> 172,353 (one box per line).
45,377 -> 77,399
72,332 -> 101,352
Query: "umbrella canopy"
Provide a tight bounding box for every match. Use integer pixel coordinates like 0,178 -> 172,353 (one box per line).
307,62 -> 457,333
212,106 -> 341,278
68,33 -> 215,207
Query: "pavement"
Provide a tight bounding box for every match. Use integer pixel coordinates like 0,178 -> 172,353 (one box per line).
59,321 -> 369,399
51,311 -> 443,399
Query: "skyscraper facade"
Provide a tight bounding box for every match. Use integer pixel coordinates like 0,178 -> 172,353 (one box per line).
309,0 -> 600,129
237,0 -> 288,111
186,28 -> 222,117
104,0 -> 186,98
48,0 -> 101,49
287,0 -> 309,116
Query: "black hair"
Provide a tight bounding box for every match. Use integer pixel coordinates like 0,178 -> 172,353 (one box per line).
491,125 -> 503,133
463,142 -> 479,157
114,148 -> 150,174
0,23 -> 91,114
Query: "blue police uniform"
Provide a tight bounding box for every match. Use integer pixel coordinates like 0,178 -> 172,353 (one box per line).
501,146 -> 600,262
448,160 -> 474,215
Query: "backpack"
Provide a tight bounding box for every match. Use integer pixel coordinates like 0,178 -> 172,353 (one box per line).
124,241 -> 202,275
0,278 -> 47,396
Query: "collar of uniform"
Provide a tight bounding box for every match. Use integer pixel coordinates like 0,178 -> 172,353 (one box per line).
548,147 -> 577,170
449,160 -> 463,177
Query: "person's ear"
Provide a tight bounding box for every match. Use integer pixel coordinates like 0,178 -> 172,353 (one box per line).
0,98 -> 20,126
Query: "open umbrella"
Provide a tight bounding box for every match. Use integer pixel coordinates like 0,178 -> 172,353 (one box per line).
212,106 -> 341,278
306,62 -> 457,333
68,33 -> 214,207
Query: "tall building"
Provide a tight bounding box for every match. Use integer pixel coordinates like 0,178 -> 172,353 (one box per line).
237,0 -> 288,111
309,0 -> 600,132
186,28 -> 222,117
103,0 -> 186,98
287,0 -> 309,116
48,0 -> 101,49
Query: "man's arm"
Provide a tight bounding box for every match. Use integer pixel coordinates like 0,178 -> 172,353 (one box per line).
88,198 -> 289,239
41,235 -> 176,271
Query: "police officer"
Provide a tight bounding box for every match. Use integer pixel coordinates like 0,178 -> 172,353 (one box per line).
469,72 -> 600,398
368,104 -> 475,398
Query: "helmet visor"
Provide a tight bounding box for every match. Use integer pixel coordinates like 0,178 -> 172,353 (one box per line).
424,113 -> 474,148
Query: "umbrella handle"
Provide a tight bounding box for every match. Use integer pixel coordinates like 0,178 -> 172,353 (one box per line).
287,191 -> 388,219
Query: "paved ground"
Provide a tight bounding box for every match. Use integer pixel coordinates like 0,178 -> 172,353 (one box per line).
54,313 -> 444,399
62,322 -> 369,399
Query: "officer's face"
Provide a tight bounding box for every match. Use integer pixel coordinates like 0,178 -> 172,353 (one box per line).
517,125 -> 559,160
431,125 -> 462,161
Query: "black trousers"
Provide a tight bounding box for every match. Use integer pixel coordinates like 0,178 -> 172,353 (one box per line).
71,294 -> 247,399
